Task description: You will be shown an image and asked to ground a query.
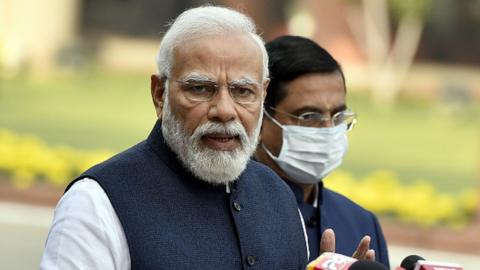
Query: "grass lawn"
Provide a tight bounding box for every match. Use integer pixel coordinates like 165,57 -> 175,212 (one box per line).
0,71 -> 155,150
344,95 -> 479,192
0,71 -> 478,192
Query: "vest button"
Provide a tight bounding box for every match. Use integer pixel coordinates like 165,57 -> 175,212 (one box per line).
233,201 -> 242,212
246,255 -> 256,266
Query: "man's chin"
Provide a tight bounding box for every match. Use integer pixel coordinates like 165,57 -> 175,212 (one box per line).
186,146 -> 250,185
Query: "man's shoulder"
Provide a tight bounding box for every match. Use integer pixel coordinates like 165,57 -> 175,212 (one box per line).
245,159 -> 284,183
244,159 -> 294,195
67,141 -> 159,189
322,187 -> 385,237
87,141 -> 155,171
323,187 -> 375,217
322,188 -> 389,267
246,159 -> 278,176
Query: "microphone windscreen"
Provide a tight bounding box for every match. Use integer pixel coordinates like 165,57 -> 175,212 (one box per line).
400,255 -> 425,270
306,252 -> 356,270
348,260 -> 388,270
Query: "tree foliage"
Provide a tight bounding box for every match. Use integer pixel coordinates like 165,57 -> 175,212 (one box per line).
389,0 -> 432,20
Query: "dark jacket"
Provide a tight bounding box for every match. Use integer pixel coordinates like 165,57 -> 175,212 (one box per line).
288,182 -> 390,268
68,121 -> 308,270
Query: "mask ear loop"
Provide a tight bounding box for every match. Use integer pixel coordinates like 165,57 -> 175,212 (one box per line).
261,143 -> 278,160
261,110 -> 284,160
264,109 -> 285,129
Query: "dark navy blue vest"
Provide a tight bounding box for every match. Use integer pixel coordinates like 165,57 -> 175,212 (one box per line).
67,121 -> 307,270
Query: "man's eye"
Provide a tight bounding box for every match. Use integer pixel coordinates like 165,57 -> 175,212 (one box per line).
186,84 -> 211,94
231,86 -> 255,97
299,112 -> 320,120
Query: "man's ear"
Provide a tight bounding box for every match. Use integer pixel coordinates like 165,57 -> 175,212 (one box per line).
262,78 -> 270,101
151,75 -> 166,118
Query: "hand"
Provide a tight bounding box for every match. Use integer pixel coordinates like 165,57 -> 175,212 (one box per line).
319,228 -> 335,254
319,228 -> 375,261
351,235 -> 375,261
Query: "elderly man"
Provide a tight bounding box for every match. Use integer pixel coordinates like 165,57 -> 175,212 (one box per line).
40,7 -> 308,270
255,36 -> 390,267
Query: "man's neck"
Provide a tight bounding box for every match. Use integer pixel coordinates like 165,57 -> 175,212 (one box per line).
298,182 -> 316,204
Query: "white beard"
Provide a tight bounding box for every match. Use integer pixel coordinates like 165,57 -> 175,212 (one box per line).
161,89 -> 263,185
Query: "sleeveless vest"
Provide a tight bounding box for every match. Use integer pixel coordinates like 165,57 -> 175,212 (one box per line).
67,121 -> 307,270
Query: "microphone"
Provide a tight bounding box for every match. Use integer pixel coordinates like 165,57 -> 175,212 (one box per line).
401,255 -> 425,270
399,254 -> 463,270
307,252 -> 355,270
307,252 -> 388,270
348,260 -> 388,270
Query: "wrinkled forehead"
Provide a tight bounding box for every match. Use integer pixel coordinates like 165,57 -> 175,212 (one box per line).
170,34 -> 263,83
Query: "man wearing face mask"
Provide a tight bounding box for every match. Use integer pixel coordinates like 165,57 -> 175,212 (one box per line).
255,35 -> 390,268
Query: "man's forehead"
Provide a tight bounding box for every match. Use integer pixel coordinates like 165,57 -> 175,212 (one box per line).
170,34 -> 263,80
174,34 -> 260,58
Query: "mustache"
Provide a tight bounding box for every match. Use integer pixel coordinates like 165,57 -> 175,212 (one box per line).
191,121 -> 249,145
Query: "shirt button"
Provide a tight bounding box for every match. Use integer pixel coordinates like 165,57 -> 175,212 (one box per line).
246,255 -> 256,266
233,201 -> 242,212
307,216 -> 317,228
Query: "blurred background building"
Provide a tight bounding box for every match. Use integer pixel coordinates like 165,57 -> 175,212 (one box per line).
1,0 -> 480,113
2,0 -> 480,75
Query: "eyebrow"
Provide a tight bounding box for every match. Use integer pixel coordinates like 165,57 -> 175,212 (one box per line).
292,104 -> 347,116
179,74 -> 260,87
179,73 -> 215,83
230,77 -> 260,86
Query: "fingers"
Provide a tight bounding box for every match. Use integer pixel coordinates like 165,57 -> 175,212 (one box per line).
319,228 -> 335,254
319,231 -> 375,262
352,235 -> 371,260
366,249 -> 375,261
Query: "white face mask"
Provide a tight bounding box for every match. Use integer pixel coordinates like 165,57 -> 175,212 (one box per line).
262,111 -> 349,184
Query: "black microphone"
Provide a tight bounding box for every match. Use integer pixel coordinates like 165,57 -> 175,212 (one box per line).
400,255 -> 425,270
349,260 -> 388,270
399,254 -> 463,270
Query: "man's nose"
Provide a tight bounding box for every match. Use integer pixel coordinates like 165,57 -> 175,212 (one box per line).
320,118 -> 334,128
207,87 -> 237,123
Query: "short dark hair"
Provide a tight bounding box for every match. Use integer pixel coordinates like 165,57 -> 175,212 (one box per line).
265,35 -> 346,112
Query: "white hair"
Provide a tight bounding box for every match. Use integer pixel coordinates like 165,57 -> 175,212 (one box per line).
156,5 -> 269,81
